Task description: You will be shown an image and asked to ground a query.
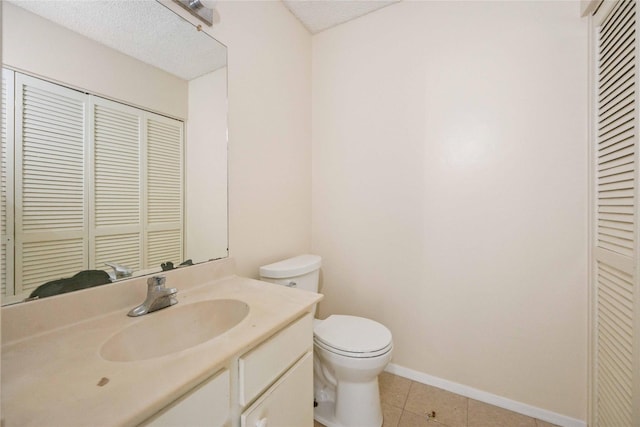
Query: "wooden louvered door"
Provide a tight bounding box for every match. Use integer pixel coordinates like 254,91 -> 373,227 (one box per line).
145,114 -> 183,268
90,97 -> 143,273
1,69 -> 15,299
90,98 -> 184,272
14,73 -> 89,297
591,0 -> 640,425
3,71 -> 184,299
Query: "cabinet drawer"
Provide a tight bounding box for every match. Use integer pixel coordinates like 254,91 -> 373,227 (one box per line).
241,352 -> 313,427
144,369 -> 230,427
239,313 -> 312,406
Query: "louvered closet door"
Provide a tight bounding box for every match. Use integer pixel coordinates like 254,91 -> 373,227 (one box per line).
145,114 -> 183,268
592,0 -> 640,425
14,74 -> 88,296
91,97 -> 143,273
2,69 -> 15,298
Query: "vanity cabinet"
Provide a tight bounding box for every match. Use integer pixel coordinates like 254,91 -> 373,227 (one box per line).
145,370 -> 230,427
141,313 -> 313,427
241,353 -> 313,427
239,313 -> 312,405
0,258 -> 324,427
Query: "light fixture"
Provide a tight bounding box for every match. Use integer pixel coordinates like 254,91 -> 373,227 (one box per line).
172,0 -> 215,26
198,0 -> 217,8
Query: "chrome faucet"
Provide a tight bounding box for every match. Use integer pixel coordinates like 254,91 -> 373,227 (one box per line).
105,262 -> 133,279
128,276 -> 178,317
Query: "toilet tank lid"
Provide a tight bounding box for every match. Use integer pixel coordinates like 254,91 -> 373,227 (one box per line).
259,254 -> 322,279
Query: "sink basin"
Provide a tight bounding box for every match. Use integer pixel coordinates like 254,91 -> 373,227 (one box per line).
100,299 -> 249,362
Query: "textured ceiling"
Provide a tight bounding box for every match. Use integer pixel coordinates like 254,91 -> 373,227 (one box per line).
8,0 -> 397,80
7,0 -> 226,81
282,0 -> 400,34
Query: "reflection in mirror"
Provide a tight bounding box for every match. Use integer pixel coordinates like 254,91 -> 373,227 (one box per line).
1,0 -> 228,305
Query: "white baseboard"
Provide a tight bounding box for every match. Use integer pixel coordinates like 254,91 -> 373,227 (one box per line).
385,363 -> 586,427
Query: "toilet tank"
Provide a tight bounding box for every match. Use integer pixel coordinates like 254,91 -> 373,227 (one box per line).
259,254 -> 321,293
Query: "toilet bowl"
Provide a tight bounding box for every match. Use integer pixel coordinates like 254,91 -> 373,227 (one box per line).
313,315 -> 392,427
260,255 -> 393,427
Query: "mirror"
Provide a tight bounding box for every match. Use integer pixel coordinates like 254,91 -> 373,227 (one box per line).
1,0 -> 228,305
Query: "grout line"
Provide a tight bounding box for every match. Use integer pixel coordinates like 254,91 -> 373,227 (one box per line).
466,395 -> 469,427
400,379 -> 413,410
402,381 -> 425,417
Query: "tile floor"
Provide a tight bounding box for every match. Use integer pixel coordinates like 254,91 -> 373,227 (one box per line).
314,372 -> 559,427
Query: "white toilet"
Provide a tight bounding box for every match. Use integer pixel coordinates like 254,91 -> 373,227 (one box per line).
259,254 -> 393,427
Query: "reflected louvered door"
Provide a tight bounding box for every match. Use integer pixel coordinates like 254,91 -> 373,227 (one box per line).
2,69 -> 15,299
592,1 -> 640,426
14,74 -> 88,296
145,114 -> 183,268
91,97 -> 142,273
5,72 -> 185,295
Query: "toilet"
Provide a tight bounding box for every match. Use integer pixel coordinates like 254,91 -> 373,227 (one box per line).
259,254 -> 393,427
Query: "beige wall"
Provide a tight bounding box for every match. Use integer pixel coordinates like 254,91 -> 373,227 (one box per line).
2,2 -> 187,119
167,1 -> 312,277
4,0 -> 588,421
186,68 -> 228,263
312,1 -> 588,421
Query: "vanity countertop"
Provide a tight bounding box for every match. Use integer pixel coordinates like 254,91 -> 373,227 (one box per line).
1,258 -> 322,427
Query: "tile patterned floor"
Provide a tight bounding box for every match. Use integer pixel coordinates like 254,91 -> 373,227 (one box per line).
314,372 -> 559,427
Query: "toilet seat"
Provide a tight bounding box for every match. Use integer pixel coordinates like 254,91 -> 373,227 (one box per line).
314,337 -> 392,358
314,315 -> 392,358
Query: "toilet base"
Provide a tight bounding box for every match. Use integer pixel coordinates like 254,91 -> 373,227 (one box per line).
314,401 -> 339,427
314,399 -> 383,427
313,392 -> 383,427
313,342 -> 390,427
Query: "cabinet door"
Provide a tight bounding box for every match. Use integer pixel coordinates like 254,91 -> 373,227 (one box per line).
239,314 -> 312,406
144,369 -> 230,427
241,352 -> 313,427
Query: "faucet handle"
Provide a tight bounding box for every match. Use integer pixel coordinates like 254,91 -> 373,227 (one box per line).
147,275 -> 166,289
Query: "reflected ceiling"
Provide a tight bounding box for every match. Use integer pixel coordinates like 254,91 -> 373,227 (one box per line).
6,0 -> 226,80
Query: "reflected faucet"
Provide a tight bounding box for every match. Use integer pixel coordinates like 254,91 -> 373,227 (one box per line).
128,276 -> 178,317
105,262 -> 133,279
